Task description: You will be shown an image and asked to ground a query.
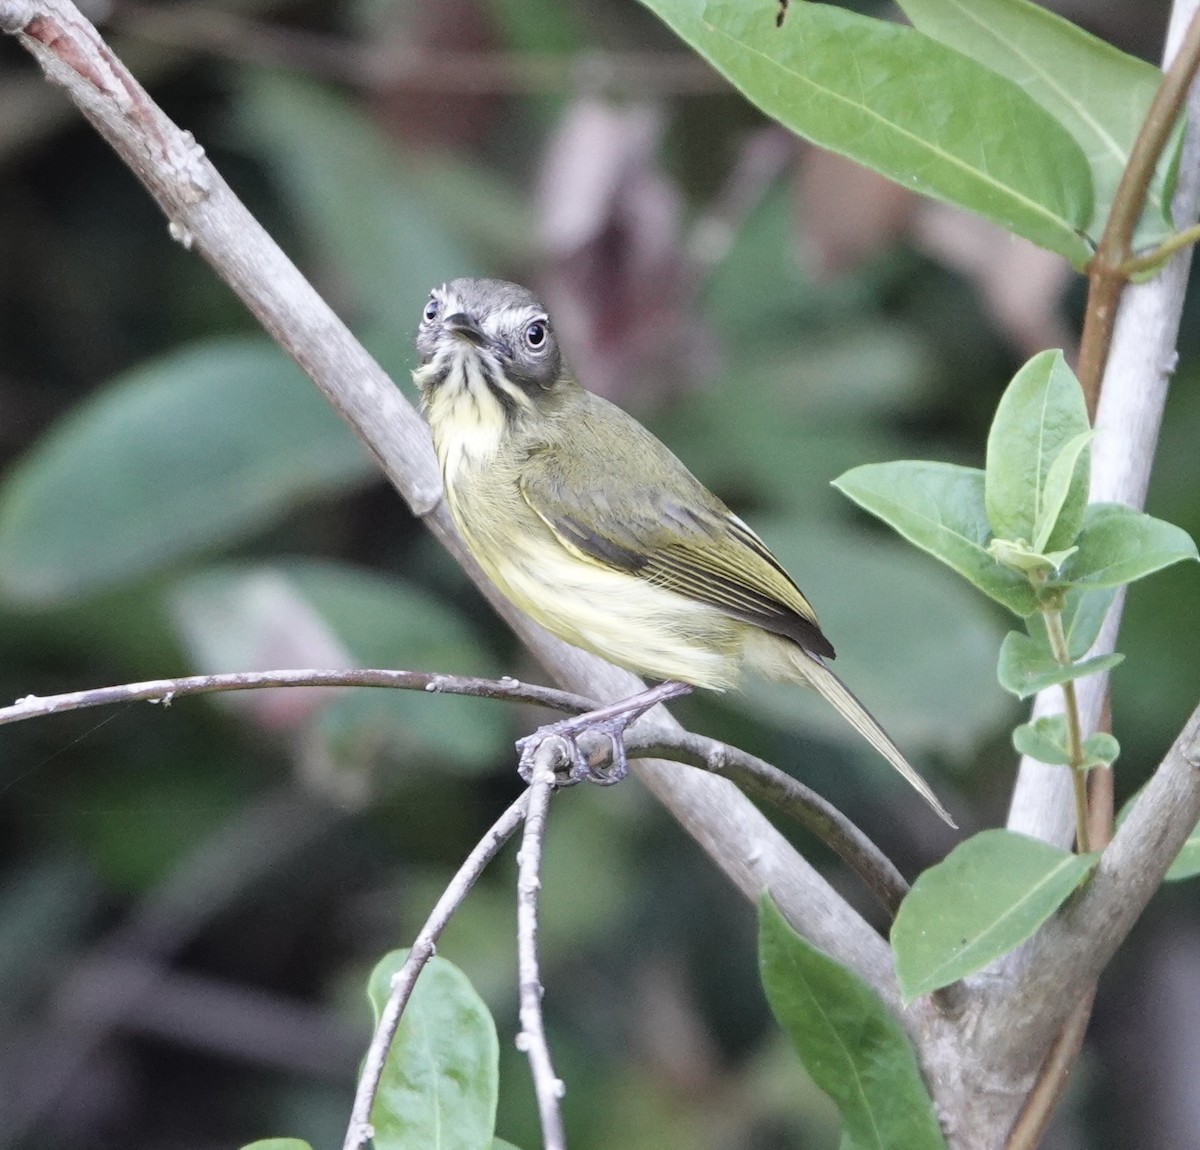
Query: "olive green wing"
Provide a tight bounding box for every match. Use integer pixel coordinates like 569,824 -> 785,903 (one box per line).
518,434 -> 835,660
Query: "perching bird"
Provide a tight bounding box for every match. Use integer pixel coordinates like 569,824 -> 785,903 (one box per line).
413,277 -> 953,826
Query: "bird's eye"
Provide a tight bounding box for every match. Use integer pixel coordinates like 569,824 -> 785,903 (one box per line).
423,297 -> 440,323
524,319 -> 548,350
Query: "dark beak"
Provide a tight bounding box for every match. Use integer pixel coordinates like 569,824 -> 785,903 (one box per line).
443,312 -> 487,347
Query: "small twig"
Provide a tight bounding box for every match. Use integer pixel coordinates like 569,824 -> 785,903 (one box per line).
1002,986 -> 1097,1150
1041,604 -> 1092,854
1076,6 -> 1200,416
1120,217 -> 1200,274
0,667 -> 598,728
341,793 -> 529,1150
515,739 -> 568,1150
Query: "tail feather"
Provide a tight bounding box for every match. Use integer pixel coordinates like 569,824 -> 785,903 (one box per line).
801,657 -> 956,828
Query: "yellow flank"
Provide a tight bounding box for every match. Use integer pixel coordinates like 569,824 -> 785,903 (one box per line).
451,450 -> 746,690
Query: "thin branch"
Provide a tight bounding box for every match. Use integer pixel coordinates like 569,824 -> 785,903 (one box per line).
342,793 -> 529,1150
515,740 -> 568,1150
1120,217 -> 1200,274
1075,6 -> 1200,416
1002,987 -> 1097,1150
0,667 -> 599,728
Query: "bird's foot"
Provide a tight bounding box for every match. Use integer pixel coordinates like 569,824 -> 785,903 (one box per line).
516,680 -> 693,786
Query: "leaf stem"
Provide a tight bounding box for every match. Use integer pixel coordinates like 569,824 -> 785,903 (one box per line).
1119,218 -> 1200,276
1041,604 -> 1091,854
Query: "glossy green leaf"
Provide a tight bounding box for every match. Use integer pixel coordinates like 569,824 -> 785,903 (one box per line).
639,0 -> 1093,263
892,830 -> 1098,1001
492,1142 -> 524,1150
898,0 -> 1180,248
1012,715 -> 1072,765
240,1142 -> 313,1150
1060,503 -> 1199,588
834,461 -> 1037,615
759,896 -> 945,1150
168,560 -> 508,773
0,339 -> 373,605
984,351 -> 1090,550
996,631 -> 1123,699
367,951 -> 499,1150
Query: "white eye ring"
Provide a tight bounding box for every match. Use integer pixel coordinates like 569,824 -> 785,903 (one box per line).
524,318 -> 549,350
423,297 -> 440,323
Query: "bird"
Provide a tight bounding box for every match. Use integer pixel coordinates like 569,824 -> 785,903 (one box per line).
412,276 -> 953,826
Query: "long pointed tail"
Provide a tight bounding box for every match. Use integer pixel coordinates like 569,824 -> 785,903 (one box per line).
797,655 -> 956,828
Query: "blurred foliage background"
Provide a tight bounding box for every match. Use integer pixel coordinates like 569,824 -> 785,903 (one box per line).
0,0 -> 1198,1147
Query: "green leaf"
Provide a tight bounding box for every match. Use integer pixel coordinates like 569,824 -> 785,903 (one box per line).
897,0 -> 1180,249
1012,715 -> 1071,765
996,631 -> 1123,699
892,830 -> 1098,1001
1034,431 -> 1093,553
0,339 -> 373,605
639,0 -> 1093,263
984,351 -> 1090,550
492,1142 -> 524,1150
239,1142 -> 313,1150
1080,732 -> 1120,769
1060,503 -> 1199,588
759,896 -> 945,1150
834,461 -> 1037,615
367,951 -> 499,1150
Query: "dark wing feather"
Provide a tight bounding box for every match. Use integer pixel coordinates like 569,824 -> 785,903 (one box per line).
518,402 -> 835,659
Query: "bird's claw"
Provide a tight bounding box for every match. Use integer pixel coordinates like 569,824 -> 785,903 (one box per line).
516,716 -> 629,787
515,681 -> 693,788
